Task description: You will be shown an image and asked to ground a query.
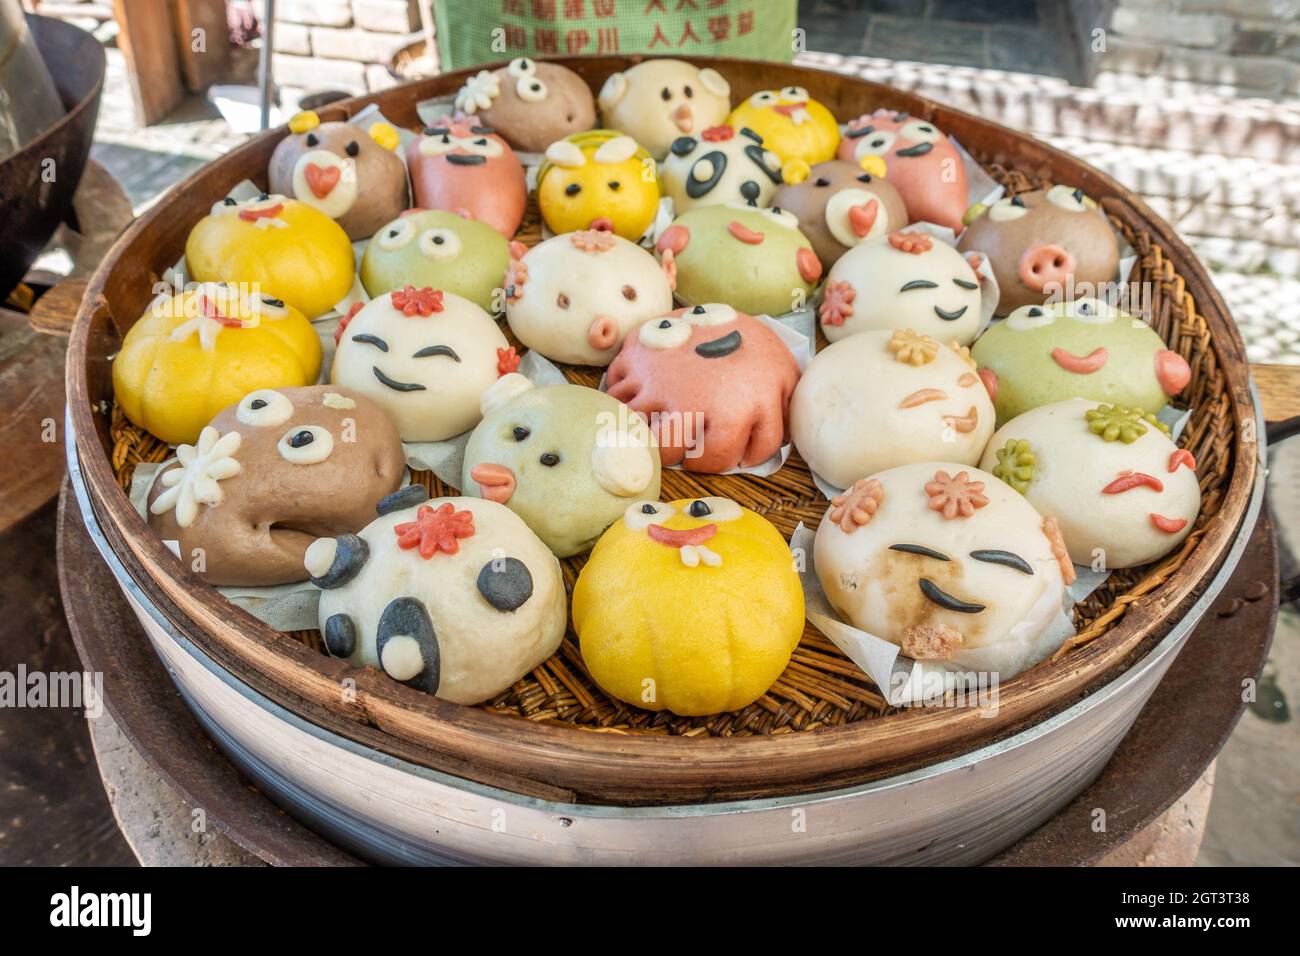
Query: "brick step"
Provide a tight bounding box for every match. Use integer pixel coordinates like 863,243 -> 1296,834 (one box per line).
799,51 -> 1300,163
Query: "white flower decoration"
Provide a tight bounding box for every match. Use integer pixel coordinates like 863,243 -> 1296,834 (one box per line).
455,70 -> 500,114
149,427 -> 243,528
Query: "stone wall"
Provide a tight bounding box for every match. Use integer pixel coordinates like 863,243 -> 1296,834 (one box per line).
258,0 -> 431,96
1072,0 -> 1300,101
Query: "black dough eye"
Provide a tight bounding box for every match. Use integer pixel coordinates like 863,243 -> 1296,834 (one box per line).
814,177 -> 830,187
475,138 -> 488,145
739,180 -> 760,203
689,500 -> 711,517
608,180 -> 620,190
258,192 -> 270,201
658,319 -> 672,328
641,503 -> 658,514
432,235 -> 445,244
289,430 -> 314,448
684,85 -> 693,97
540,452 -> 560,466
263,296 -> 284,307
250,399 -> 267,410
566,182 -> 582,195
872,138 -> 885,148
692,305 -> 706,314
477,557 -> 534,612
513,426 -> 529,441
858,173 -> 873,182
306,133 -> 318,147
661,87 -> 672,101
388,228 -> 399,237
345,140 -> 359,157
530,82 -> 541,93
223,197 -> 237,205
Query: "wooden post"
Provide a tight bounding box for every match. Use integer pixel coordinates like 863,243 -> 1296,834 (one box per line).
112,0 -> 184,125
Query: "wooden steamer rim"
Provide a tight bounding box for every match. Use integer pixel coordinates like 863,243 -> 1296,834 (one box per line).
66,57 -> 1259,806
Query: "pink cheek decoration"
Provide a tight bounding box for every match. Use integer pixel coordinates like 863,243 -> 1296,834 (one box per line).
656,224 -> 690,255
957,372 -> 979,387
899,388 -> 948,408
797,247 -> 823,284
1169,448 -> 1196,473
849,198 -> 879,238
728,220 -> 765,244
647,523 -> 718,547
1051,346 -> 1109,374
978,367 -> 998,402
587,314 -> 620,351
1150,513 -> 1188,534
1102,471 -> 1164,495
470,463 -> 516,504
1155,348 -> 1191,396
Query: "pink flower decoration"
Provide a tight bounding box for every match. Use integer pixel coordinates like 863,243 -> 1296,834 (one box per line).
924,469 -> 989,520
391,285 -> 444,316
888,230 -> 933,254
819,280 -> 856,327
505,259 -> 528,303
394,503 -> 476,559
570,229 -> 617,253
828,478 -> 884,534
496,346 -> 521,376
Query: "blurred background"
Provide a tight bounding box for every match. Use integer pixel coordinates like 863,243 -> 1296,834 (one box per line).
2,0 -> 1295,866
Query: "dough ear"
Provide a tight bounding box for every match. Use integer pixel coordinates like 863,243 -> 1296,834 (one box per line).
305,533 -> 370,589
598,71 -> 628,110
698,68 -> 730,98
481,372 -> 533,414
591,442 -> 655,497
545,139 -> 586,168
368,121 -> 400,151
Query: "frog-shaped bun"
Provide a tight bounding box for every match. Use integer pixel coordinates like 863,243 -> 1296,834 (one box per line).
268,111 -> 409,241
772,160 -> 908,268
537,130 -> 661,241
656,203 -> 822,317
360,209 -> 510,312
504,230 -> 673,366
606,304 -> 800,474
146,385 -> 405,587
330,285 -> 513,442
661,125 -> 784,212
959,185 -> 1119,314
727,86 -> 840,168
819,229 -> 989,346
980,398 -> 1200,568
453,57 -> 596,153
311,488 -> 566,705
113,282 -> 322,445
406,119 -> 527,238
597,59 -> 732,160
791,329 -> 994,489
969,297 -> 1191,426
573,496 -> 805,716
814,462 -> 1071,677
462,375 -> 662,557
839,110 -> 969,234
184,193 -> 355,319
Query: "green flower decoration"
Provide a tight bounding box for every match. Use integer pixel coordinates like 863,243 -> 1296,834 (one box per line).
992,438 -> 1036,493
1084,404 -> 1170,443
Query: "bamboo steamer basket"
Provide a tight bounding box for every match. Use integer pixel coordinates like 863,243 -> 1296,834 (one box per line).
65,57 -> 1262,863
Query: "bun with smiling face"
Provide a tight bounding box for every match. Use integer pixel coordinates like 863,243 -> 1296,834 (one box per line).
330,286 -> 513,442
606,304 -> 800,474
979,398 -> 1200,568
814,461 -> 1070,678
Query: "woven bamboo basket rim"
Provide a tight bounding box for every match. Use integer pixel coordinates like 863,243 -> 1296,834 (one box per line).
66,56 -> 1258,806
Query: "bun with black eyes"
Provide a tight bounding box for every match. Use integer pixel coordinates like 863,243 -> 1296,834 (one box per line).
597,59 -> 732,159
453,59 -> 596,153
405,118 -> 526,237
958,185 -> 1120,314
661,124 -> 784,213
145,385 -> 405,587
269,113 -> 409,241
359,209 -> 510,311
312,496 -> 566,705
773,159 -> 908,267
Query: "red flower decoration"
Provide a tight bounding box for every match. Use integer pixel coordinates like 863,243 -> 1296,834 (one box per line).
391,285 -> 444,316
394,503 -> 476,559
334,301 -> 365,345
701,125 -> 734,141
924,469 -> 989,520
828,478 -> 884,534
965,251 -> 984,272
888,230 -> 933,254
819,280 -> 856,327
497,346 -> 521,376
